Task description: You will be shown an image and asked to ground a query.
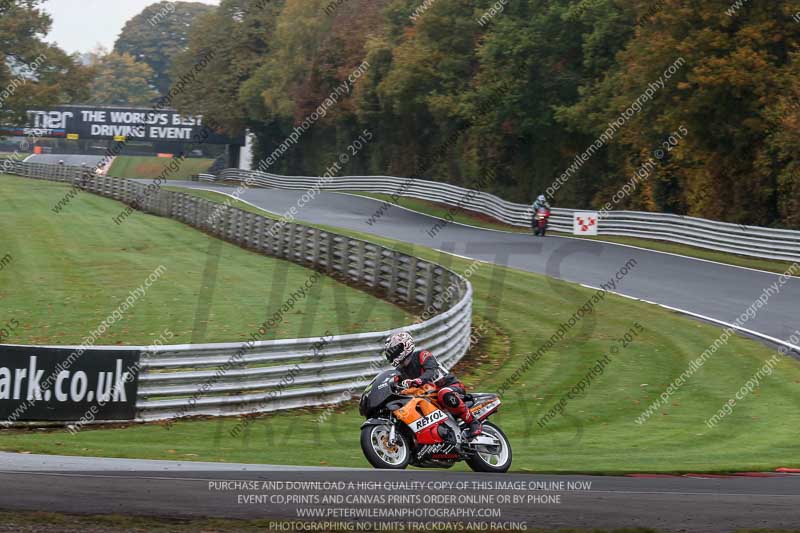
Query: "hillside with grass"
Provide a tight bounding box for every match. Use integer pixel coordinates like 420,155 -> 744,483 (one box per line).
0,174 -> 409,345
3,184 -> 798,474
108,156 -> 214,181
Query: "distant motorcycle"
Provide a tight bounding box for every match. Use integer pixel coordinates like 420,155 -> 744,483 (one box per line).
533,207 -> 550,236
359,369 -> 512,472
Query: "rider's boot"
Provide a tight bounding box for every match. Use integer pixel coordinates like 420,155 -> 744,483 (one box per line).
467,415 -> 483,439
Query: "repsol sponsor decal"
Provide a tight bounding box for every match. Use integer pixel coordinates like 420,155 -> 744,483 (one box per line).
0,346 -> 140,422
409,409 -> 446,432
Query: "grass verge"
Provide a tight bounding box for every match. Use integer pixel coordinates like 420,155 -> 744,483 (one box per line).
1,184 -> 798,474
349,191 -> 527,233
108,156 -> 214,180
348,192 -> 795,275
0,175 -> 409,345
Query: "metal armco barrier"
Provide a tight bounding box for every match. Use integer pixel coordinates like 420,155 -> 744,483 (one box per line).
206,169 -> 800,263
1,162 -> 472,423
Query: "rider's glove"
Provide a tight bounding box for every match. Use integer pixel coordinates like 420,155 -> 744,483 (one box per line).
400,378 -> 423,389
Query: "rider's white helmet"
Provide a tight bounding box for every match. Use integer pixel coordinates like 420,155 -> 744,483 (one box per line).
537,194 -> 546,203
384,331 -> 415,367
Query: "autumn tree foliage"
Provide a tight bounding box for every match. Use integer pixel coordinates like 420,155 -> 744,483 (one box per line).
0,0 -> 89,123
561,0 -> 800,227
172,0 -> 800,228
86,49 -> 160,106
114,1 -> 215,96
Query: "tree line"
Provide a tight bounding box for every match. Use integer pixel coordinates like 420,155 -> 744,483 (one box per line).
3,0 -> 799,228
169,0 -> 799,228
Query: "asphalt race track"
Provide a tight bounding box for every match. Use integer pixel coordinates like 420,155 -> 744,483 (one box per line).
167,181 -> 799,351
2,453 -> 800,532
24,153 -> 107,167
2,178 -> 797,531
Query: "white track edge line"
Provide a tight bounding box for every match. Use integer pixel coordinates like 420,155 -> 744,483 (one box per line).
560,235 -> 798,279
314,190 -> 799,279
176,185 -> 800,352
579,283 -> 800,354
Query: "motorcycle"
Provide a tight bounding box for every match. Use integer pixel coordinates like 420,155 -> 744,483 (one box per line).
358,369 -> 512,472
533,207 -> 550,236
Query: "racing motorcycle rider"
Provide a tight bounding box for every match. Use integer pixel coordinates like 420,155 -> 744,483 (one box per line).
384,331 -> 482,439
532,194 -> 550,212
531,194 -> 551,232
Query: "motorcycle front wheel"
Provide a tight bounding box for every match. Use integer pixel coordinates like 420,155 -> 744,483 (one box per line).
360,424 -> 411,469
466,422 -> 512,473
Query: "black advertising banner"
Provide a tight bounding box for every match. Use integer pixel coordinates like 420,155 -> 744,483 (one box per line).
0,106 -> 244,145
0,346 -> 141,422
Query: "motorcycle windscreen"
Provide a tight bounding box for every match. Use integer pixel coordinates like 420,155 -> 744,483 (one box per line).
359,369 -> 398,417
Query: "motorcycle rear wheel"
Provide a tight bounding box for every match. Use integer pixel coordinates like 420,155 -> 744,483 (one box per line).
360,424 -> 411,469
466,422 -> 512,473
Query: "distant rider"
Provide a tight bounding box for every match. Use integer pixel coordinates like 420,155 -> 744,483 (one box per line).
532,194 -> 550,230
532,194 -> 550,214
384,331 -> 482,439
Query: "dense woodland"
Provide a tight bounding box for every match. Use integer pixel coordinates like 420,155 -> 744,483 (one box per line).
2,0 -> 800,228
170,0 -> 800,228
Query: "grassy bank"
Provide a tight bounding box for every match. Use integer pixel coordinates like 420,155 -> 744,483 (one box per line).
349,191 -> 526,233
348,192 -> 795,275
2,185 -> 798,474
0,175 -> 409,345
108,155 -> 214,180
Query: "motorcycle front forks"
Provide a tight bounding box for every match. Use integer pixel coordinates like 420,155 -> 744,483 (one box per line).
388,416 -> 397,446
